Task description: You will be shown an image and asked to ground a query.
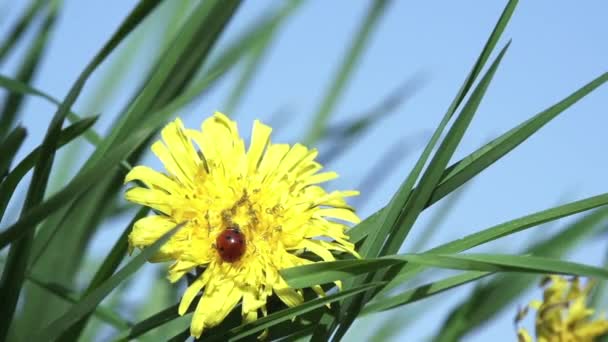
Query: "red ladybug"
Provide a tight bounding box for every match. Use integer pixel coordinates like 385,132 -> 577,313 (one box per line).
216,228 -> 246,262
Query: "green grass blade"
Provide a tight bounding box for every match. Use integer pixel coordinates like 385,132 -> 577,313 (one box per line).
57,207 -> 149,340
26,274 -> 131,330
429,72 -> 608,206
361,271 -> 491,315
0,126 -> 26,180
433,208 -> 608,341
0,0 -> 46,62
31,222 -> 186,341
0,0 -> 59,138
304,0 -> 390,145
0,116 -> 98,221
381,192 -> 608,294
401,253 -> 608,278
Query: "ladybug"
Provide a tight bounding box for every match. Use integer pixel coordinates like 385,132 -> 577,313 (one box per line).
216,228 -> 246,262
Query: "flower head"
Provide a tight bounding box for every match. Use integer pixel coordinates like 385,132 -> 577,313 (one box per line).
516,275 -> 608,342
125,113 -> 359,337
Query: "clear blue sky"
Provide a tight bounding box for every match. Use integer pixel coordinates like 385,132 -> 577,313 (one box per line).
2,1 -> 607,341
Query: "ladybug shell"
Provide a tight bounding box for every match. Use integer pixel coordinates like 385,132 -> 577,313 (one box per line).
216,228 -> 246,262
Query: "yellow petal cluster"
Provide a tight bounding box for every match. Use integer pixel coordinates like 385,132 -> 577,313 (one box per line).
517,275 -> 608,342
124,112 -> 360,338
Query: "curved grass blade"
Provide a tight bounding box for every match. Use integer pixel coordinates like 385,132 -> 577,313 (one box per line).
304,0 -> 391,145
361,271 -> 491,315
223,1 -> 302,115
0,126 -> 26,180
31,222 -> 186,341
0,0 -> 60,138
26,274 -> 131,331
57,207 -> 149,340
0,116 -> 98,221
319,74 -> 427,164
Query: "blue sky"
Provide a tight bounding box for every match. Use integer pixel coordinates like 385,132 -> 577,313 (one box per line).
1,1 -> 607,341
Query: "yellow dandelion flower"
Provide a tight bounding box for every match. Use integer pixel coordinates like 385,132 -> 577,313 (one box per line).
515,275 -> 608,342
124,112 -> 360,338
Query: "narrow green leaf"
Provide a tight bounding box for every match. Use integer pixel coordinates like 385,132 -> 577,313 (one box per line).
223,1 -> 302,115
0,126 -> 26,180
31,222 -> 186,341
404,253 -> 608,278
304,0 -> 390,145
0,116 -> 98,221
361,271 -> 491,314
0,0 -> 46,62
286,250 -> 608,289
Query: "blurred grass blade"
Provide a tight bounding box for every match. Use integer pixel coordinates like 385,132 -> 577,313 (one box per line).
0,118 -> 163,249
434,207 -> 608,341
304,0 -> 391,145
0,126 -> 26,181
429,71 -> 608,207
0,116 -> 98,221
0,0 -> 60,138
319,73 -> 427,164
361,271 -> 491,315
0,0 -> 46,62
26,274 -> 131,330
381,192 -> 608,294
205,282 -> 385,341
223,1 -> 302,115
31,222 -> 185,341
57,207 -> 149,340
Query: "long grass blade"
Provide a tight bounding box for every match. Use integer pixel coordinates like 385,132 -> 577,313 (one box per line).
0,126 -> 26,180
0,0 -> 60,138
